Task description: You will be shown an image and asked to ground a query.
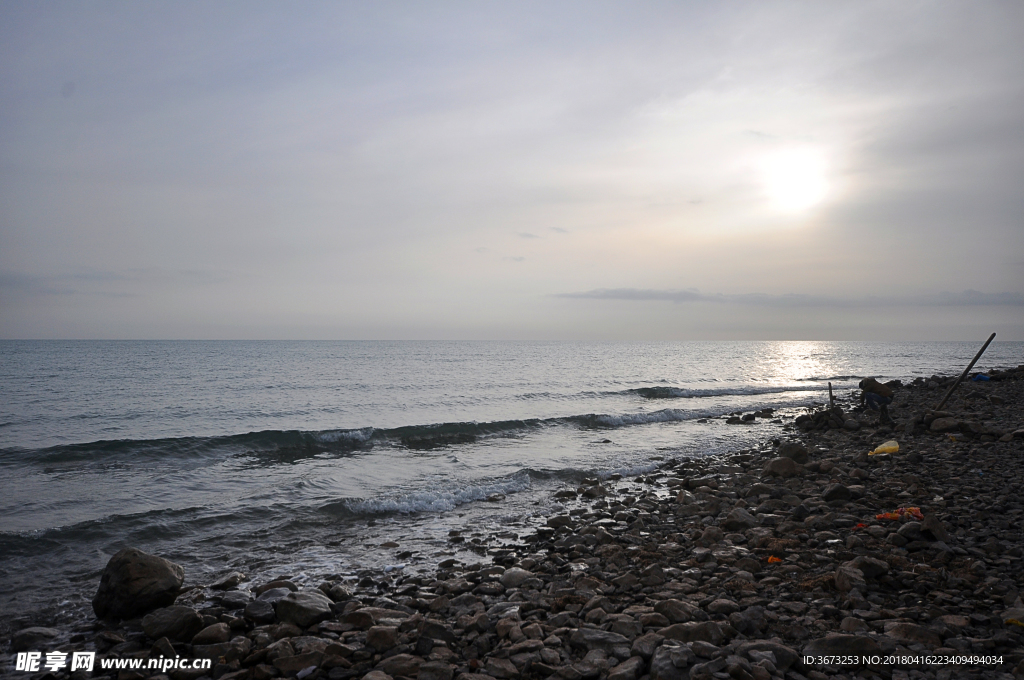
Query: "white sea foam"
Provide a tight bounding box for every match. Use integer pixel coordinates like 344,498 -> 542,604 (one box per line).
314,427 -> 375,444
345,472 -> 532,515
598,460 -> 663,479
590,409 -> 691,427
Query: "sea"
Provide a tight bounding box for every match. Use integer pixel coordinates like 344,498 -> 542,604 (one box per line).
0,340 -> 1020,634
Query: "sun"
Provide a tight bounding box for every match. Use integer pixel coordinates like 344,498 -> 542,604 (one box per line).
760,148 -> 828,212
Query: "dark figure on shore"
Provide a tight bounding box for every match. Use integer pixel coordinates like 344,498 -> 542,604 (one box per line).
859,377 -> 894,424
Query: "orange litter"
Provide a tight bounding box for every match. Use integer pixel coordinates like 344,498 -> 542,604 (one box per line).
875,507 -> 924,521
767,555 -> 783,563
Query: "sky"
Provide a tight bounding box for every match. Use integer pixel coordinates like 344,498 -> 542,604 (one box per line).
1,1 -> 1022,340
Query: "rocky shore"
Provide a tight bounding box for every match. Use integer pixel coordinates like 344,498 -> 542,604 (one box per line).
8,365 -> 1024,680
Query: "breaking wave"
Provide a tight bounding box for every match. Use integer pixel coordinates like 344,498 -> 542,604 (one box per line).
329,471 -> 533,516
629,384 -> 825,399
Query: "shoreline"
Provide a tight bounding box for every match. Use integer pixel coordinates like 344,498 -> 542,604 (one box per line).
6,365 -> 1024,680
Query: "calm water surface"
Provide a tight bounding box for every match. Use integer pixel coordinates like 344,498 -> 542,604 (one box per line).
1,340 -> 1019,632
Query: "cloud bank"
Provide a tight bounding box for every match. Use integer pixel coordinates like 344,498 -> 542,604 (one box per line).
557,288 -> 1024,308
1,2 -> 1022,339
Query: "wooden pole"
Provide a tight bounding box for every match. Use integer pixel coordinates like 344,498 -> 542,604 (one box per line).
828,382 -> 835,410
935,332 -> 996,411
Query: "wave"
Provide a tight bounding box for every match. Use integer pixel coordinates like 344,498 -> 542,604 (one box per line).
569,408 -> 693,428
629,384 -> 826,399
383,419 -> 543,450
0,428 -> 378,466
324,471 -> 532,516
2,387 -> 824,467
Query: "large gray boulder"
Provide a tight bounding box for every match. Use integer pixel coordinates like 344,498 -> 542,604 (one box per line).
92,548 -> 185,620
275,590 -> 334,627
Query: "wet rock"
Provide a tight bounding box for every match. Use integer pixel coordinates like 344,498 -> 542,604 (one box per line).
569,628 -> 632,657
420,620 -> 457,644
343,609 -> 376,629
258,587 -> 293,603
845,555 -> 889,579
500,567 -> 535,588
220,590 -> 252,610
930,417 -> 960,432
649,644 -> 695,680
639,612 -> 671,628
92,547 -> 185,620
834,565 -> 865,592
630,632 -> 664,659
256,579 -> 298,594
640,563 -> 666,586
612,573 -> 640,589
605,656 -> 644,680
657,622 -> 725,645
380,654 -> 424,678
802,634 -> 881,657
706,599 -> 739,616
11,627 -> 59,653
762,458 -> 803,478
419,662 -> 455,680
689,641 -> 722,658
150,636 -> 176,659
275,590 -> 334,628
883,622 -> 942,648
327,584 -> 353,602
736,641 -> 798,671
193,636 -> 252,663
720,508 -> 759,531
822,483 -> 851,502
484,657 -> 519,679
778,442 -> 809,464
211,571 -> 246,590
245,599 -> 277,624
695,526 -> 723,547
687,657 -> 726,680
655,602 -> 704,622
728,606 -> 766,635
366,625 -> 399,652
274,651 -> 325,675
192,622 -> 231,645
922,514 -> 950,542
141,606 -> 204,642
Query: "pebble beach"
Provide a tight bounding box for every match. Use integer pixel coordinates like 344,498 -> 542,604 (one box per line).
7,364 -> 1024,680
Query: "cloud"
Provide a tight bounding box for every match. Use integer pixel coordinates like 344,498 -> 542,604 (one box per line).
556,288 -> 1024,308
1,3 -> 1022,339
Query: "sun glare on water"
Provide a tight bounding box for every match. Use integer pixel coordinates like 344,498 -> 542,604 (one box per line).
760,148 -> 829,212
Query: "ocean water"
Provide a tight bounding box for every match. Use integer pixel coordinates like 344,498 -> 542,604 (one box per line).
0,339 -> 1019,632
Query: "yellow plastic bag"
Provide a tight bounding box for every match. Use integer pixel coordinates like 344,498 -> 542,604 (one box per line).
869,440 -> 899,455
